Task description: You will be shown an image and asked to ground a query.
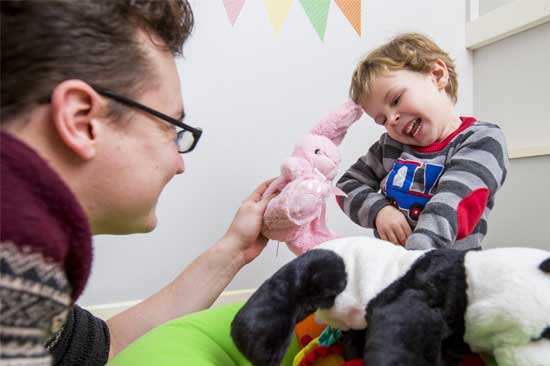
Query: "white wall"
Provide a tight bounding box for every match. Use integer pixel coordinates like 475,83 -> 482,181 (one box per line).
484,155 -> 550,249
473,22 -> 550,151
473,21 -> 550,251
479,0 -> 516,16
80,0 -> 473,306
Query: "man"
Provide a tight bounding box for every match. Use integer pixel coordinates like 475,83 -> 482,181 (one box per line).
0,1 -> 272,365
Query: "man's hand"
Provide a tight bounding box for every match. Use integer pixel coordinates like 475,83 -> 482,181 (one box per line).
107,179 -> 277,360
221,179 -> 275,265
375,205 -> 412,246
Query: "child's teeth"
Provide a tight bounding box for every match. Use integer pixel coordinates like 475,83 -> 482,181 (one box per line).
407,119 -> 418,136
411,119 -> 421,136
407,118 -> 421,137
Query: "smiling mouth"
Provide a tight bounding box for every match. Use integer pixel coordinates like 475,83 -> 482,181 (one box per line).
405,118 -> 422,137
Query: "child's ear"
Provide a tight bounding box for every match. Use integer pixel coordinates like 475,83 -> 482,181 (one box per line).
431,59 -> 449,91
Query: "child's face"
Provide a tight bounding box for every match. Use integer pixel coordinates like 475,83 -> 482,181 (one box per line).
361,63 -> 459,147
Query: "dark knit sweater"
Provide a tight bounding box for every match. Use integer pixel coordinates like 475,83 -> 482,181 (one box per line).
1,131 -> 109,366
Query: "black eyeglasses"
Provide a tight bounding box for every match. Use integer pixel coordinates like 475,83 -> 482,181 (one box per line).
93,87 -> 202,154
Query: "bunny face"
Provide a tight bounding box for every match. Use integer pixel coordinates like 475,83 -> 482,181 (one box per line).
293,135 -> 341,180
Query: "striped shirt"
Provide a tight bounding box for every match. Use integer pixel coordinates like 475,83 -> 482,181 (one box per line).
336,117 -> 509,250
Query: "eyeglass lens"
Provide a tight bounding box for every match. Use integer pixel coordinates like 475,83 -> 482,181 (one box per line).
177,130 -> 196,152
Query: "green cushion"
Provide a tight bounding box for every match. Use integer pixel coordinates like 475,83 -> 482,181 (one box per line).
108,302 -> 299,366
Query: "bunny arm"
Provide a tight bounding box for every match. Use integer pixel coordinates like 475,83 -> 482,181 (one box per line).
262,171 -> 339,246
281,156 -> 313,181
262,157 -> 313,198
261,177 -> 332,246
286,205 -> 339,255
277,176 -> 332,226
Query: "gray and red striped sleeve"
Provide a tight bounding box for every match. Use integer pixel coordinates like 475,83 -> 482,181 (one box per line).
406,123 -> 508,250
336,134 -> 401,230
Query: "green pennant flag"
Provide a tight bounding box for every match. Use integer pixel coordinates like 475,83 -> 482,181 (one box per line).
299,0 -> 331,41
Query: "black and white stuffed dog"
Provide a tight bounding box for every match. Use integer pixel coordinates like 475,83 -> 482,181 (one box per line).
231,236 -> 550,366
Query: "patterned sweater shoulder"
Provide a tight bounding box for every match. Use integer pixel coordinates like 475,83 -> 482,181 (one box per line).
0,132 -> 107,366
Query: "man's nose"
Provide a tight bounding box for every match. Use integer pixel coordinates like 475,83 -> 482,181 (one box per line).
176,155 -> 185,175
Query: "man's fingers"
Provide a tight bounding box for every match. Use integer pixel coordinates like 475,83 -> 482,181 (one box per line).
246,178 -> 277,203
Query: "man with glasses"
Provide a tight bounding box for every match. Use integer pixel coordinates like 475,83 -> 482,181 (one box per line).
91,87 -> 203,154
0,1 -> 272,365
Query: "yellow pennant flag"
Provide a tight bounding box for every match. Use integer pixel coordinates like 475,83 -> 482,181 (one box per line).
263,0 -> 294,34
335,0 -> 361,36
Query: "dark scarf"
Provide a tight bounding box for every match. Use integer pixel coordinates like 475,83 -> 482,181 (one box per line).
0,131 -> 92,300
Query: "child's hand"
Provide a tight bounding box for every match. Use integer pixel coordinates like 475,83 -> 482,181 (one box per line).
375,205 -> 412,246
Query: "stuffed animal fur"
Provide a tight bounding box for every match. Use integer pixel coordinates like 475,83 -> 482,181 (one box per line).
261,101 -> 363,255
231,236 -> 550,366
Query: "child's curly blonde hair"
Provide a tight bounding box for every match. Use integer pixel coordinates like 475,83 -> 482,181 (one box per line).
350,33 -> 458,104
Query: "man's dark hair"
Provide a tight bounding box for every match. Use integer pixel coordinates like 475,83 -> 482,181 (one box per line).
1,0 -> 194,122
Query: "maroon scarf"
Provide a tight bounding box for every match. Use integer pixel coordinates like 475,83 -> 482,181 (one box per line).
1,131 -> 92,300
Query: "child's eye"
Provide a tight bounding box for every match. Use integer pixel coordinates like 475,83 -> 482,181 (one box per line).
391,95 -> 401,106
314,149 -> 321,154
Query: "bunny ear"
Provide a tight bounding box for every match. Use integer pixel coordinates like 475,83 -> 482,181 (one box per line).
310,100 -> 363,146
231,249 -> 347,366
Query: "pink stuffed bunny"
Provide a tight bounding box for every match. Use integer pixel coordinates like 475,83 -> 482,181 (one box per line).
262,101 -> 363,255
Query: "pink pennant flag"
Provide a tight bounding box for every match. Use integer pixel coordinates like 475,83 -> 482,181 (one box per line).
223,0 -> 246,26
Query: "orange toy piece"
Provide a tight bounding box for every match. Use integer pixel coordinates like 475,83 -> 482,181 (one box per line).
293,318 -> 364,366
295,313 -> 328,349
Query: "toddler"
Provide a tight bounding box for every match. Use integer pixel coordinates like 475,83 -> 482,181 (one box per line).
337,33 -> 509,250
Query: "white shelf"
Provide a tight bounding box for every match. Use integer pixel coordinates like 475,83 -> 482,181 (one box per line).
508,144 -> 550,159
466,0 -> 550,49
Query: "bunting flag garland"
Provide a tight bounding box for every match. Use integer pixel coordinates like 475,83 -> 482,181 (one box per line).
263,0 -> 294,34
299,0 -> 331,40
222,0 -> 246,26
335,0 -> 361,36
223,0 -> 362,40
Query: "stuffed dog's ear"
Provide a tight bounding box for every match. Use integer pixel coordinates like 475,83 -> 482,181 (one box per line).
231,249 -> 347,366
363,288 -> 448,366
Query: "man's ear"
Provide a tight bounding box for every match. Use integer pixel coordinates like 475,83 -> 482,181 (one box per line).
50,80 -> 105,160
431,59 -> 449,91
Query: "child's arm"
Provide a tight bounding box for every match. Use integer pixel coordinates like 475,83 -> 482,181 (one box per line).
406,124 -> 508,250
336,135 -> 397,229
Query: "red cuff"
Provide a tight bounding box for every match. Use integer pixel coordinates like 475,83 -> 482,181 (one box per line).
456,188 -> 489,240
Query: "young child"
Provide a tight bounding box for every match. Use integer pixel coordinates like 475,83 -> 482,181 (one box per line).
337,33 -> 509,250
